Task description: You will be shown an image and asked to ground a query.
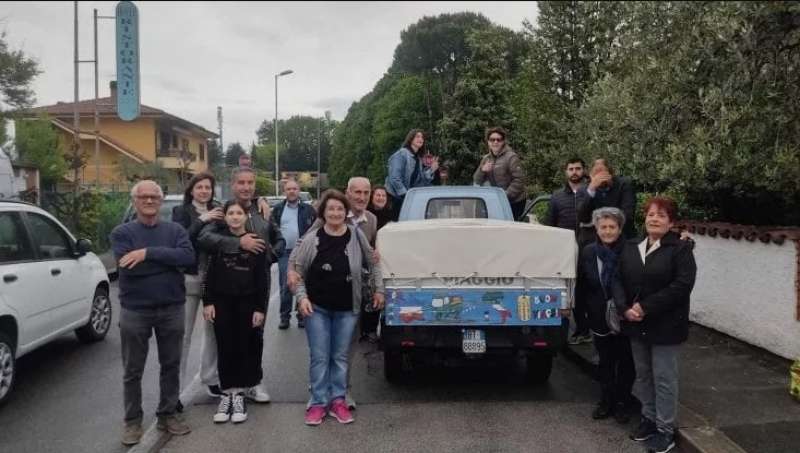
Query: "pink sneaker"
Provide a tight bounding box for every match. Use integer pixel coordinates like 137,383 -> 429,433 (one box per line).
305,405 -> 326,426
328,398 -> 354,424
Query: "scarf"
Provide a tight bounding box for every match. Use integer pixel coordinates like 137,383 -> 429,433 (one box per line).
595,237 -> 624,295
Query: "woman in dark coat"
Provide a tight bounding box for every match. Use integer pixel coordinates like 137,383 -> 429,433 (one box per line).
575,207 -> 635,424
613,196 -> 696,453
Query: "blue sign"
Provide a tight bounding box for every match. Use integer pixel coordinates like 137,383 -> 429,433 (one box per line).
115,1 -> 140,121
384,287 -> 565,327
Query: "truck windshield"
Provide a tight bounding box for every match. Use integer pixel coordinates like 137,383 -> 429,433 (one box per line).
425,198 -> 488,219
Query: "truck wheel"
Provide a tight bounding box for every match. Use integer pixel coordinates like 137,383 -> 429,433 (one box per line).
0,332 -> 15,407
526,352 -> 553,385
384,348 -> 405,383
75,286 -> 112,343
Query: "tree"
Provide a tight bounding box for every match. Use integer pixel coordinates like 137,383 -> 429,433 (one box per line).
0,31 -> 41,147
14,117 -> 67,188
206,139 -> 222,168
255,115 -> 336,172
224,142 -> 246,167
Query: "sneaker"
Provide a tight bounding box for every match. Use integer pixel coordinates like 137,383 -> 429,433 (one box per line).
630,417 -> 658,442
646,431 -> 676,453
245,385 -> 271,403
345,391 -> 356,410
591,402 -> 613,420
279,319 -> 290,330
213,393 -> 232,423
568,333 -> 593,345
305,405 -> 326,426
328,398 -> 354,424
613,402 -> 631,424
156,414 -> 191,436
207,384 -> 223,398
121,421 -> 143,446
231,393 -> 248,423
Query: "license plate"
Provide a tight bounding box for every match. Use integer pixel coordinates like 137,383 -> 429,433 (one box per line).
462,329 -> 486,354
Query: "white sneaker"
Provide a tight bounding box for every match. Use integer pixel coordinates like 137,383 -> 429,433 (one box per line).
213,394 -> 232,423
244,385 -> 270,403
231,393 -> 248,423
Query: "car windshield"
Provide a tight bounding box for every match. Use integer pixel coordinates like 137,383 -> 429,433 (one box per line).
425,198 -> 488,219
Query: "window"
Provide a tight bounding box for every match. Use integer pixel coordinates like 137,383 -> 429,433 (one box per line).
0,212 -> 35,263
425,198 -> 488,219
25,213 -> 72,260
171,133 -> 178,149
199,143 -> 205,161
159,131 -> 170,150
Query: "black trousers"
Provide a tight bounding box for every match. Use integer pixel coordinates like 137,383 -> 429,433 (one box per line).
594,333 -> 636,406
390,195 -> 404,221
212,294 -> 264,390
510,199 -> 526,221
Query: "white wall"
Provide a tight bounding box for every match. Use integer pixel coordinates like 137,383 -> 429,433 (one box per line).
689,235 -> 800,359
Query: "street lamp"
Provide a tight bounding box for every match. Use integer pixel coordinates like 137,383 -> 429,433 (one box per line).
274,69 -> 294,195
318,110 -> 331,198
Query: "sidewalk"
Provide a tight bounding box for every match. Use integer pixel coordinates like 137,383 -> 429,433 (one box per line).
564,323 -> 800,453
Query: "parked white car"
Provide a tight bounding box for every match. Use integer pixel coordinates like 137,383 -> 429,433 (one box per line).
0,200 -> 111,406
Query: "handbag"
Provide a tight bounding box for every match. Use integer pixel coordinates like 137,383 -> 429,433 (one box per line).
605,299 -> 621,334
355,229 -> 376,312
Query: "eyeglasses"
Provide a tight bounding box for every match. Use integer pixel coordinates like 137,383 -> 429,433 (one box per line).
488,137 -> 504,143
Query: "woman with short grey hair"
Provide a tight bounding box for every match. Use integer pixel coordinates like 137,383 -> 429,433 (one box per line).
575,206 -> 636,423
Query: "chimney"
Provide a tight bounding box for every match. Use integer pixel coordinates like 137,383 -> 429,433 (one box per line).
110,81 -> 117,99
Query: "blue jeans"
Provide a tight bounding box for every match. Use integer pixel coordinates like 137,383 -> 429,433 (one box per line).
278,250 -> 297,322
304,304 -> 358,406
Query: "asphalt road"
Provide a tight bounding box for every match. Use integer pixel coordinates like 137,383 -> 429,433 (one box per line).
0,266 -> 660,453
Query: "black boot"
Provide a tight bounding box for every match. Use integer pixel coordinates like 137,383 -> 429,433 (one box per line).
592,401 -> 614,420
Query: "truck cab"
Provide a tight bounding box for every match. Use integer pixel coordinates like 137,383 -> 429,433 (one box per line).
378,186 -> 577,383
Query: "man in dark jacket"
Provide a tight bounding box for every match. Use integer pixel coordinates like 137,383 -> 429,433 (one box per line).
577,158 -> 637,244
545,157 -> 593,344
197,167 -> 285,404
111,180 -> 195,446
271,179 -> 316,329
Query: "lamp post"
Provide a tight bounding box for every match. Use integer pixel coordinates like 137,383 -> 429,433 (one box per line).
318,110 -> 331,198
274,69 -> 293,195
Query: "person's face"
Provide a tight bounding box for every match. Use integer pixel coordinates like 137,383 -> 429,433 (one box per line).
597,217 -> 622,245
565,162 -> 584,184
225,204 -> 247,230
191,178 -> 213,204
133,183 -> 162,218
372,189 -> 388,209
487,133 -> 505,154
347,180 -> 370,214
232,172 -> 255,203
284,181 -> 300,202
645,205 -> 673,239
239,155 -> 252,168
411,132 -> 424,152
323,199 -> 347,227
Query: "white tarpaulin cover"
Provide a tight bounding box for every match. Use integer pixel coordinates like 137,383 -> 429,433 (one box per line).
377,219 -> 578,280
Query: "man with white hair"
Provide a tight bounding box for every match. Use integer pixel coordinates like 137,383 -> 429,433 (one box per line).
111,180 -> 195,446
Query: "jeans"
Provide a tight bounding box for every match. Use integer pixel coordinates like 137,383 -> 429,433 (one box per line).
120,304 -> 184,422
630,339 -> 681,436
305,304 -> 358,407
180,275 -> 219,389
278,250 -> 298,323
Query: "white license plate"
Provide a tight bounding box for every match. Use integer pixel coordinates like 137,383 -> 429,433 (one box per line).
462,329 -> 486,354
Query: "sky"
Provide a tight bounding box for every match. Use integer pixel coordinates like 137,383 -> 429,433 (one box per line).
2,1 -> 537,150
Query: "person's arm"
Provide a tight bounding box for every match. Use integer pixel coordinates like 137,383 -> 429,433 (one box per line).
473,156 -> 488,185
576,187 -> 596,224
145,227 -> 196,267
268,219 -> 286,264
638,243 -> 697,317
253,251 -> 269,313
201,254 -> 215,307
387,151 -> 408,197
110,225 -> 134,261
198,221 -> 240,253
504,153 -> 527,201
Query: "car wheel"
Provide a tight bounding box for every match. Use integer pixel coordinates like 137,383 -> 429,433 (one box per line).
526,352 -> 553,385
75,286 -> 112,343
0,332 -> 15,407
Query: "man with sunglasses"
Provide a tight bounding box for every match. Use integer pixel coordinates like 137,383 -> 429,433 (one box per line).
473,126 -> 528,220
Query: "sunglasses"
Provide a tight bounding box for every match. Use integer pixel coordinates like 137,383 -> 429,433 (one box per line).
488,137 -> 504,143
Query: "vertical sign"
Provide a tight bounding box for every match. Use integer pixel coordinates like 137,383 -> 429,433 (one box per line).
116,1 -> 140,121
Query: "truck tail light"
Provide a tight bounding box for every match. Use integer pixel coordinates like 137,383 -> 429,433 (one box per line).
401,340 -> 415,348
532,340 -> 548,348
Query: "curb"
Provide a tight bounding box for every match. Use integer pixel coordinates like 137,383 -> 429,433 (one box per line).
129,373 -> 202,453
562,343 -> 749,453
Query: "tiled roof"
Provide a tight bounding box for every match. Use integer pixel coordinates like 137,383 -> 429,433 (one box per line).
674,221 -> 800,245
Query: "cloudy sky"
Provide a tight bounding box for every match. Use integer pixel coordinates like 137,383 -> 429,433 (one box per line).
3,1 -> 537,148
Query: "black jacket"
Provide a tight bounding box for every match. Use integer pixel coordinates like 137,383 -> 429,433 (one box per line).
198,200 -> 286,264
577,175 -> 637,242
202,230 -> 270,313
575,242 -> 615,335
269,200 -> 316,251
545,183 -> 588,234
172,201 -> 221,275
612,232 -> 697,345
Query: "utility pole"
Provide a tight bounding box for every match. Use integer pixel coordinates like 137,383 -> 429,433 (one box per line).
72,1 -> 81,231
91,9 -> 116,188
217,106 -> 223,162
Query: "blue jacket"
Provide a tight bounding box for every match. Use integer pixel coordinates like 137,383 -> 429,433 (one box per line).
385,147 -> 433,198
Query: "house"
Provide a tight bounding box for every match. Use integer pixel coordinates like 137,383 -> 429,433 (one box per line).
21,81 -> 218,193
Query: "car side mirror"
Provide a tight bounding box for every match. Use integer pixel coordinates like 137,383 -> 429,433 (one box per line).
76,238 -> 93,256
